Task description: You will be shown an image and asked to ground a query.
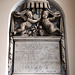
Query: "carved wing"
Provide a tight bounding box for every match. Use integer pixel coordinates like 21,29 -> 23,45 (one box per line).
12,10 -> 27,21
12,11 -> 21,17
47,8 -> 61,17
54,11 -> 61,17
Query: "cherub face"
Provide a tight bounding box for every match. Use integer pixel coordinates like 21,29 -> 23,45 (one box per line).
26,11 -> 33,18
42,11 -> 49,18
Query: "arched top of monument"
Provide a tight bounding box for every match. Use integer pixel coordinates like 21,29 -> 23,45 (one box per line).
24,0 -> 50,9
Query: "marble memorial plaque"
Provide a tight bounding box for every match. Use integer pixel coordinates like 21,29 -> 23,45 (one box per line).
14,40 -> 61,74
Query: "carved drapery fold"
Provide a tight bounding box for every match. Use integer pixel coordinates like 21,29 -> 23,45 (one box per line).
24,0 -> 50,9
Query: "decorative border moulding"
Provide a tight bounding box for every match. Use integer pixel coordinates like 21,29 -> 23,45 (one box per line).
13,36 -> 61,41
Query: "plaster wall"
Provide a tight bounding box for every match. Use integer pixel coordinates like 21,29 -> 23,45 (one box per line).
0,0 -> 75,75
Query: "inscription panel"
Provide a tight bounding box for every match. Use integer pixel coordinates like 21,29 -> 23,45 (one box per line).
14,40 -> 61,74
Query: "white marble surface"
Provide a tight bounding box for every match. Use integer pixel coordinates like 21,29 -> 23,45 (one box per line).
14,40 -> 61,74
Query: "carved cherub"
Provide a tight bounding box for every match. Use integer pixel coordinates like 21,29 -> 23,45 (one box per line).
41,10 -> 61,34
13,10 -> 40,35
